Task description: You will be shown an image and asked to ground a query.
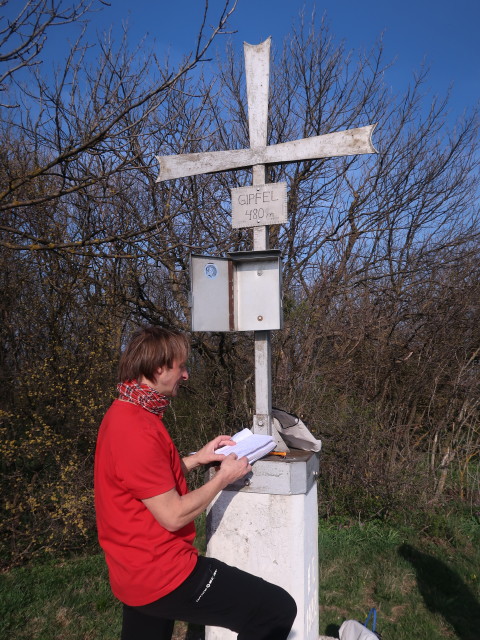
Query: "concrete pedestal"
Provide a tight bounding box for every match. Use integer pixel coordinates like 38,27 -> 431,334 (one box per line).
205,451 -> 319,640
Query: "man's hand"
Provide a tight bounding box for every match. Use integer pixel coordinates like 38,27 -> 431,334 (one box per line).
182,435 -> 237,472
216,453 -> 252,485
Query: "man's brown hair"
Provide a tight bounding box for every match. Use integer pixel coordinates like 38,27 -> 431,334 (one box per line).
117,326 -> 190,383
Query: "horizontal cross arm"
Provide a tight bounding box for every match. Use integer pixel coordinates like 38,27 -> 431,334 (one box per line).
156,124 -> 377,182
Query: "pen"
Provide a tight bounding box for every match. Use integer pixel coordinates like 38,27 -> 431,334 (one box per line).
269,451 -> 287,457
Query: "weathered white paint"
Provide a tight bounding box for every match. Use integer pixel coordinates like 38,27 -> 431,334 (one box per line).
253,331 -> 272,435
205,481 -> 319,640
156,35 -> 376,184
156,125 -> 377,181
245,39 -> 273,431
244,38 -> 270,150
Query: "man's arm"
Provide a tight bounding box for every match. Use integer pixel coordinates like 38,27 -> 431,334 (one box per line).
142,453 -> 251,532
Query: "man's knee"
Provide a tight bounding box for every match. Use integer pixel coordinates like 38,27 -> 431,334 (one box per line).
262,582 -> 297,628
278,587 -> 297,626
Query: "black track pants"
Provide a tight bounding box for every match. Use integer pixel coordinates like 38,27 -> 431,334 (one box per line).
121,556 -> 297,640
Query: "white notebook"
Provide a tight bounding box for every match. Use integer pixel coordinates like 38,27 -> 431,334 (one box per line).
215,428 -> 276,463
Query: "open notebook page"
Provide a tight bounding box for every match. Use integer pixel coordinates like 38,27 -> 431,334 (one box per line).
215,428 -> 276,463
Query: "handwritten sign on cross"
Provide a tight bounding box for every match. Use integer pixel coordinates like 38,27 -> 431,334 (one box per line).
156,38 -> 377,435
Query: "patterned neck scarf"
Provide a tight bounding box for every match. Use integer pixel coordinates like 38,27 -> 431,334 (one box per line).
117,380 -> 170,417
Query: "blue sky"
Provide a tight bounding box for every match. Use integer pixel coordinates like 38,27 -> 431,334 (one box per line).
85,0 -> 479,125
5,0 -> 479,124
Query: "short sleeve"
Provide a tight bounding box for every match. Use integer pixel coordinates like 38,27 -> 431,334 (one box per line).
113,416 -> 176,500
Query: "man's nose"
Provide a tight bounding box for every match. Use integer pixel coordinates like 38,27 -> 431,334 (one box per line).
182,368 -> 189,381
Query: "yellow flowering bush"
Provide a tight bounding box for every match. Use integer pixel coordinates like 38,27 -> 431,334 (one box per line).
1,330 -> 119,568
1,411 -> 95,566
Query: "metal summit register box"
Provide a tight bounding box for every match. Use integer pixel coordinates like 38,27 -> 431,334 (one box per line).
190,250 -> 283,332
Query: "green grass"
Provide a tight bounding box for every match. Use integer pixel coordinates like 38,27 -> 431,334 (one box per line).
319,516 -> 480,639
0,553 -> 121,640
1,514 -> 479,639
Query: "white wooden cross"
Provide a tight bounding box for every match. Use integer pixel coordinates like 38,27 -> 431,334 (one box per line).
156,37 -> 377,436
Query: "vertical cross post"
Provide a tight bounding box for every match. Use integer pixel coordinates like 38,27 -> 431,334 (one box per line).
245,38 -> 273,436
157,39 -> 376,438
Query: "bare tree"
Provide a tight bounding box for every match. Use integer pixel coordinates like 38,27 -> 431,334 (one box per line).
0,0 -> 237,252
0,0 -> 95,105
2,6 -> 480,566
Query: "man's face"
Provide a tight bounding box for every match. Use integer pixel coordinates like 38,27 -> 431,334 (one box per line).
150,359 -> 189,397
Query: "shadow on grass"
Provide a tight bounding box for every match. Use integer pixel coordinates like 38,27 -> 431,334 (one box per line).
399,543 -> 480,640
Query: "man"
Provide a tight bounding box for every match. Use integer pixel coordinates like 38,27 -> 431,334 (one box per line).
94,325 -> 297,640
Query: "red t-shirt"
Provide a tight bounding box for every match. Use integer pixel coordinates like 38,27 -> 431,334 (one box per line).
94,399 -> 198,606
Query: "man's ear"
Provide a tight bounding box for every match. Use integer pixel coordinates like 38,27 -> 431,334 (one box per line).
152,366 -> 164,382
